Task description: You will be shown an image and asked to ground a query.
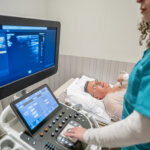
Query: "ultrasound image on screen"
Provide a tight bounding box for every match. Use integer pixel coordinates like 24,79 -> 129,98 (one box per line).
15,87 -> 59,130
7,33 -> 41,72
0,25 -> 56,86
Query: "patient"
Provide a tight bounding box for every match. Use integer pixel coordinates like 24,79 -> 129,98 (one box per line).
84,72 -> 128,121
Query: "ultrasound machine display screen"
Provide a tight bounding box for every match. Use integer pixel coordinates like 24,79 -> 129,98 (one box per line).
15,86 -> 59,130
0,25 -> 56,87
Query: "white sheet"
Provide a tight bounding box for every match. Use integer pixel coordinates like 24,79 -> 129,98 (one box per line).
65,75 -> 111,124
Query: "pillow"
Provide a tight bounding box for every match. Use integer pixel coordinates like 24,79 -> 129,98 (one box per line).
65,75 -> 111,124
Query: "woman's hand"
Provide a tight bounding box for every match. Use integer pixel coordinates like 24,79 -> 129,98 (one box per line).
117,71 -> 129,82
117,73 -> 124,82
64,127 -> 87,142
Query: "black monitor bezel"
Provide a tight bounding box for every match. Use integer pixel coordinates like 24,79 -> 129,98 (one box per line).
0,15 -> 60,100
10,84 -> 61,135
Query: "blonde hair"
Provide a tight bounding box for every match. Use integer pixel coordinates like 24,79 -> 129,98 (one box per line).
138,20 -> 150,48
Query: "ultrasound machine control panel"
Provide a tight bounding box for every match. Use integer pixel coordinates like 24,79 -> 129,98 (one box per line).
10,84 -> 91,150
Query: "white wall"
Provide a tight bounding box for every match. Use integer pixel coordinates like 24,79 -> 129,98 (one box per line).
0,0 -> 145,63
47,0 -> 145,63
0,0 -> 48,19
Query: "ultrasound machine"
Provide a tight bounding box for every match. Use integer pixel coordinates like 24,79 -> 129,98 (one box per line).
0,16 -> 93,150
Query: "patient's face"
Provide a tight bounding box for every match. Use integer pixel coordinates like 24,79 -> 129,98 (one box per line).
87,80 -> 110,99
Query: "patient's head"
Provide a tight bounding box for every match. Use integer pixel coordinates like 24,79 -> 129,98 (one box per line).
84,80 -> 111,99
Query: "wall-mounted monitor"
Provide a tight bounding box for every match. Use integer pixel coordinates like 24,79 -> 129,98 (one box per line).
0,15 -> 60,100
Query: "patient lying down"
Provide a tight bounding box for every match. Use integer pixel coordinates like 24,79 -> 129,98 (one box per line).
84,72 -> 128,121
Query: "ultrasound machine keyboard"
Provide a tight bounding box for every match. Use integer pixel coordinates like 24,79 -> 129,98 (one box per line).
10,85 -> 91,150
20,105 -> 90,150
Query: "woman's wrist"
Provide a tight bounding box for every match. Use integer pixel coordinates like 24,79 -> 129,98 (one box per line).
83,129 -> 91,143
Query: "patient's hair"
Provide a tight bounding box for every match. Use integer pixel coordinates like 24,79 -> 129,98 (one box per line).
138,20 -> 150,48
84,81 -> 89,93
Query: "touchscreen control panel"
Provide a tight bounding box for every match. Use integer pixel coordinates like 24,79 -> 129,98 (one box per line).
11,85 -> 91,150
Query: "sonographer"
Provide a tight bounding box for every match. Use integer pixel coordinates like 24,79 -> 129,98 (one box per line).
65,0 -> 150,149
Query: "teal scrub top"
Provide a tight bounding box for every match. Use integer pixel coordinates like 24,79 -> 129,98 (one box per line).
122,48 -> 150,150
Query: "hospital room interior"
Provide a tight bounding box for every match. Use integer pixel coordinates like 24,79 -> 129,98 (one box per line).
0,0 -> 149,150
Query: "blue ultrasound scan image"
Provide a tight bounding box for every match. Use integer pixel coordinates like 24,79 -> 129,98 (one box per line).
0,25 -> 56,87
15,87 -> 59,130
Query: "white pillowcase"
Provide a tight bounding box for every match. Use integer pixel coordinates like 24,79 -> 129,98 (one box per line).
65,75 -> 111,124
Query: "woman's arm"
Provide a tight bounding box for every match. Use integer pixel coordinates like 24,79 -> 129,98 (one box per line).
65,111 -> 150,148
83,111 -> 150,147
